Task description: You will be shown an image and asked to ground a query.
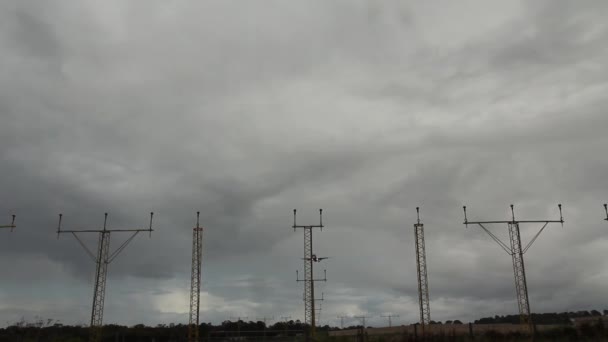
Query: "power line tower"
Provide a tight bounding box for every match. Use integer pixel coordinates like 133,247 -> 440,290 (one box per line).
337,316 -> 348,329
56,212 -> 154,342
604,204 -> 607,222
380,314 -> 399,328
293,209 -> 327,342
0,215 -> 16,231
189,212 -> 204,342
414,207 -> 431,334
463,204 -> 563,329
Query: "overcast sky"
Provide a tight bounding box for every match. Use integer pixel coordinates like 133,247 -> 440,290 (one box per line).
1,0 -> 608,329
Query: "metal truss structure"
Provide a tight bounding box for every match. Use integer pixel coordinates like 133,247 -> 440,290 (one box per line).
315,296 -> 324,326
189,212 -> 204,342
381,314 -> 399,328
604,204 -> 607,222
57,212 -> 154,342
463,204 -> 563,329
414,207 -> 431,333
0,215 -> 16,231
294,209 -> 327,342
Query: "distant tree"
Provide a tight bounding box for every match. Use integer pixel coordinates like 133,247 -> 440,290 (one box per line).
591,310 -> 602,317
604,309 -> 608,316
453,320 -> 463,325
445,320 -> 452,324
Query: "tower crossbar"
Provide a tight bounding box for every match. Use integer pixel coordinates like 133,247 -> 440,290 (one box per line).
463,204 -> 563,329
0,215 -> 16,231
414,207 -> 431,333
56,212 -> 154,342
189,212 -> 204,342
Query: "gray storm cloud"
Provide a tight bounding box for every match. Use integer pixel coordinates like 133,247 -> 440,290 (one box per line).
1,0 -> 607,328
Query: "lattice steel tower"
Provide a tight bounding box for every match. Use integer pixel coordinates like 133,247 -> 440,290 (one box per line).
414,207 -> 431,333
189,212 -> 204,342
0,215 -> 16,232
604,204 -> 607,222
463,204 -> 563,329
56,212 -> 154,342
294,209 -> 327,342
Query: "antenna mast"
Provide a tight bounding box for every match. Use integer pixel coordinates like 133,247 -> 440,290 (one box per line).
189,212 -> 204,342
293,209 -> 327,342
56,212 -> 154,342
414,207 -> 431,334
462,204 -> 563,330
0,215 -> 16,232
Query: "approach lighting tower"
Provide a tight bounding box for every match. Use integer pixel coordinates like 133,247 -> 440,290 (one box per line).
0,215 -> 16,231
230,316 -> 249,338
57,212 -> 154,342
294,209 -> 327,342
414,207 -> 431,333
381,314 -> 399,328
315,295 -> 324,326
463,204 -> 563,329
189,212 -> 204,342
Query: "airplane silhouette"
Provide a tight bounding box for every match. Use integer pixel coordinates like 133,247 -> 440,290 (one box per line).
302,254 -> 331,262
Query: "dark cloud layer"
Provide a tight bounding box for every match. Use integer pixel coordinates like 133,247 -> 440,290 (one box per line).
1,0 -> 608,328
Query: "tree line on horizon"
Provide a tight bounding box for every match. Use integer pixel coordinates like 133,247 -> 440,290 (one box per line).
1,310 -> 606,341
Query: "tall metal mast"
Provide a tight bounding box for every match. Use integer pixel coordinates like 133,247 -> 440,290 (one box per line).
604,204 -> 607,222
0,215 -> 16,231
56,212 -> 154,342
463,204 -> 563,329
294,209 -> 327,342
189,212 -> 204,342
414,207 -> 431,333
